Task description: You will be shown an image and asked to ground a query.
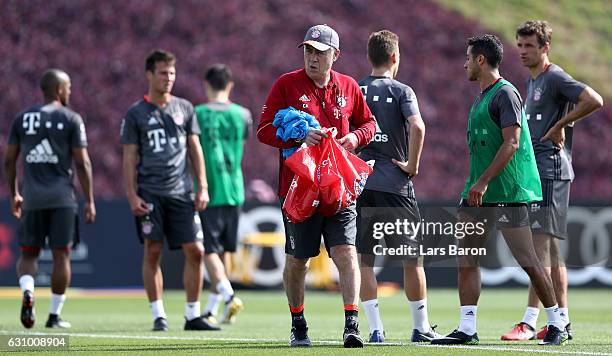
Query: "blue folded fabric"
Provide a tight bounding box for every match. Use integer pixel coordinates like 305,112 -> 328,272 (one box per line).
272,107 -> 320,158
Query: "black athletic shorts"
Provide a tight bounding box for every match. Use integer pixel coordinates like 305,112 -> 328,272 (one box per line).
200,205 -> 240,254
528,179 -> 570,239
135,190 -> 203,250
356,189 -> 422,257
18,207 -> 78,249
458,198 -> 530,229
281,200 -> 357,259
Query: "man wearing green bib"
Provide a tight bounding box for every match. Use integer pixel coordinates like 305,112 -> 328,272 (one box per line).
195,64 -> 252,325
432,35 -> 568,346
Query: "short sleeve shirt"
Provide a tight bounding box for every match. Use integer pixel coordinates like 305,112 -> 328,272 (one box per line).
120,96 -> 200,197
8,103 -> 87,210
357,76 -> 421,197
525,64 -> 585,180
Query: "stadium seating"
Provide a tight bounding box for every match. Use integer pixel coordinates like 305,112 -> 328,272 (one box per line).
1,0 -> 610,200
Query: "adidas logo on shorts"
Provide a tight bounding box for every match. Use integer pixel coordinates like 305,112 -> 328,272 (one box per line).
498,214 -> 510,223
26,139 -> 59,164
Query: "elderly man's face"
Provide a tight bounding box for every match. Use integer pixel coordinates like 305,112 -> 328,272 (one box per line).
303,45 -> 338,83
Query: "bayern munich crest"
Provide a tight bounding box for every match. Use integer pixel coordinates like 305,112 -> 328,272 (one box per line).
311,29 -> 321,38
533,87 -> 542,101
142,221 -> 153,235
172,112 -> 184,125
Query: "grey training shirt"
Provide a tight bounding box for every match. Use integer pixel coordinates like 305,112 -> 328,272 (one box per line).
525,64 -> 585,181
358,76 -> 421,197
8,103 -> 88,210
120,96 -> 200,198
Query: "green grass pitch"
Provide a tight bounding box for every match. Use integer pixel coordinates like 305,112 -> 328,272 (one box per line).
1,288 -> 611,355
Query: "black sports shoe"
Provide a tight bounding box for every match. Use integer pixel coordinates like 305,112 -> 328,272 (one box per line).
565,323 -> 573,341
539,325 -> 568,346
45,314 -> 71,328
152,317 -> 168,331
290,323 -> 311,347
20,290 -> 35,329
184,316 -> 221,331
431,329 -> 479,345
343,317 -> 364,348
412,325 -> 443,342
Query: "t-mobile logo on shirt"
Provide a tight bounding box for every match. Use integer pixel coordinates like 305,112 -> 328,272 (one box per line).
147,129 -> 167,153
23,112 -> 41,135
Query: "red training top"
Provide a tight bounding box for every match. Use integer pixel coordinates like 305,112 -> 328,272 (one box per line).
257,68 -> 376,198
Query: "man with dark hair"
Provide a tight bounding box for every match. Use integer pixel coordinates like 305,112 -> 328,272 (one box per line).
257,24 -> 376,348
357,29 -> 439,343
121,49 -> 218,332
5,68 -> 95,329
501,20 -> 603,342
196,64 -> 251,325
432,34 -> 567,346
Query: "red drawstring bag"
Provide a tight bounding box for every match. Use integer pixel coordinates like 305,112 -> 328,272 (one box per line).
282,174 -> 320,223
317,138 -> 345,216
283,128 -> 373,221
317,128 -> 372,215
331,136 -> 373,205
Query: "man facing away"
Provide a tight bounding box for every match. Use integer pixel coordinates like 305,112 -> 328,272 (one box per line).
356,29 -> 440,343
5,69 -> 96,329
121,49 -> 218,332
195,64 -> 252,325
257,24 -> 376,347
501,20 -> 603,342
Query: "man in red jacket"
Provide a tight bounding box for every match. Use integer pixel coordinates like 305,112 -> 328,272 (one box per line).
257,24 -> 376,348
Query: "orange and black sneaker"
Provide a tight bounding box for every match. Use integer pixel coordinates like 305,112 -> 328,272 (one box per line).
537,324 -> 573,341
501,322 -> 536,341
539,325 -> 568,346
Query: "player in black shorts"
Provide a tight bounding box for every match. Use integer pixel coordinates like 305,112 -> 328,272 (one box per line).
5,69 -> 96,329
501,20 -> 603,341
196,65 -> 252,325
357,30 -> 440,343
121,50 -> 217,332
257,25 -> 376,348
432,34 -> 567,346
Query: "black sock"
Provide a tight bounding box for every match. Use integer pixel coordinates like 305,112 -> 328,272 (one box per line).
291,311 -> 305,326
345,310 -> 358,326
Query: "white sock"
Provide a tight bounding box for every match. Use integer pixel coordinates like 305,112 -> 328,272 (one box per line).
185,301 -> 201,321
409,299 -> 430,333
49,293 -> 66,315
19,275 -> 34,293
521,306 -> 540,329
150,300 -> 167,320
544,304 -> 565,330
204,293 -> 223,316
559,307 -> 570,326
458,305 -> 477,335
217,279 -> 234,303
362,299 -> 384,333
